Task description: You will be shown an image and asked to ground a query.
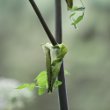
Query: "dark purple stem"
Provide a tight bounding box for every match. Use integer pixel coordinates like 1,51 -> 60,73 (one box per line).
55,0 -> 68,110
29,0 -> 57,46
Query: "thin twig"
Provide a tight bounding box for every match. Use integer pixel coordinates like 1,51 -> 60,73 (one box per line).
29,0 -> 57,46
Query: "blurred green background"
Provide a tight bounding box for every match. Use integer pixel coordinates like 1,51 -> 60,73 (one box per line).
0,0 -> 110,110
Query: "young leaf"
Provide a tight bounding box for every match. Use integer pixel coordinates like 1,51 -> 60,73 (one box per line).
29,83 -> 36,90
72,13 -> 84,28
42,43 -> 53,92
68,0 -> 85,28
35,71 -> 48,87
17,43 -> 68,95
38,87 -> 47,95
54,80 -> 62,88
35,71 -> 48,95
42,43 -> 68,92
17,83 -> 36,91
17,84 -> 29,89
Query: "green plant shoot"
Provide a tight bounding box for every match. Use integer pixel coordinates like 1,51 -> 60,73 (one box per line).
42,43 -> 68,92
17,43 -> 67,95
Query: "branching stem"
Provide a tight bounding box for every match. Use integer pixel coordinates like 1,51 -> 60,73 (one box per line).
28,0 -> 68,110
29,0 -> 57,46
55,0 -> 68,110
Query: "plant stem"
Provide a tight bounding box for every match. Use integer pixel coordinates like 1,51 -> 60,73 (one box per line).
28,0 -> 68,109
29,0 -> 57,46
55,0 -> 68,110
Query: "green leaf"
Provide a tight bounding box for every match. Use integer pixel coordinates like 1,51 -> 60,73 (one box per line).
54,80 -> 62,88
42,43 -> 68,92
42,44 -> 52,92
72,13 -> 84,28
57,44 -> 68,58
17,83 -> 36,91
68,0 -> 85,28
35,71 -> 47,81
17,84 -> 29,89
38,87 -> 47,95
35,71 -> 48,95
29,83 -> 36,90
35,71 -> 48,87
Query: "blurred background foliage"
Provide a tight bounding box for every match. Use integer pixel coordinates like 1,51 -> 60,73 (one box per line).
0,0 -> 110,110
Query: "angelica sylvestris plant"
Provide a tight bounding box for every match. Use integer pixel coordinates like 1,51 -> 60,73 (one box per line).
17,0 -> 85,95
17,0 -> 85,109
17,43 -> 68,95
